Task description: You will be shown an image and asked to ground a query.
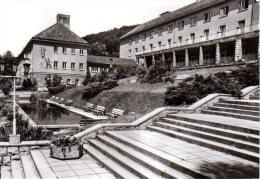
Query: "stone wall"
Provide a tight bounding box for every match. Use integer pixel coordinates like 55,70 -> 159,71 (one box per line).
175,64 -> 240,77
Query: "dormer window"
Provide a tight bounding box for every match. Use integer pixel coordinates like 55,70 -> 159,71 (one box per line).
204,12 -> 212,22
178,21 -> 184,30
158,28 -> 163,36
167,25 -> 173,33
238,0 -> 249,11
191,17 -> 197,26
220,6 -> 229,17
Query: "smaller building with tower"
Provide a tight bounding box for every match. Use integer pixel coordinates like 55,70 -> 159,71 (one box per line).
17,14 -> 88,87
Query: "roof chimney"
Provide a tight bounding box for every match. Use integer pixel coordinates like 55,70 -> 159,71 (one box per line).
57,14 -> 70,29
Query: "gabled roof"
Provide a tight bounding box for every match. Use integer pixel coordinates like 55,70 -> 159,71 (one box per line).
33,23 -> 88,44
120,0 -> 228,39
18,23 -> 88,60
87,55 -> 136,66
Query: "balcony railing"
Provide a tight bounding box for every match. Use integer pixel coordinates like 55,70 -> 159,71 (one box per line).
136,24 -> 259,56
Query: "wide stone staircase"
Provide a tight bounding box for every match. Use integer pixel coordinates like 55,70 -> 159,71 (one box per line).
84,97 -> 260,178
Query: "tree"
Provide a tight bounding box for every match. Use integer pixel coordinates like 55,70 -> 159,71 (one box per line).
0,78 -> 12,96
3,50 -> 14,58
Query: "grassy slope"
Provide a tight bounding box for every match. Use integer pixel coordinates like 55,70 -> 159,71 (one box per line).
56,83 -> 169,115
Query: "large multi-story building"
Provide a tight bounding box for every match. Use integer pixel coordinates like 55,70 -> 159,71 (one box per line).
17,14 -> 88,87
120,0 -> 260,69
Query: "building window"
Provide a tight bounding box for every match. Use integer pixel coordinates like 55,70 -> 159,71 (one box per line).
158,41 -> 162,48
178,36 -> 182,44
66,79 -> 71,84
129,49 -> 131,57
150,44 -> 153,50
204,12 -> 212,22
79,63 -> 84,70
142,34 -> 146,41
135,36 -> 138,43
129,38 -> 132,45
158,28 -> 163,36
190,33 -> 195,43
91,67 -> 98,72
80,49 -> 84,55
167,25 -> 173,33
204,29 -> 209,40
150,31 -> 154,39
191,17 -> 197,26
62,62 -> 67,69
168,39 -> 171,46
238,20 -> 246,28
71,62 -> 75,70
178,21 -> 184,30
135,48 -> 138,52
220,6 -> 229,17
54,46 -> 58,53
71,48 -> 75,54
75,79 -> 79,85
63,47 -> 67,54
238,0 -> 249,11
219,25 -> 226,37
54,61 -> 58,69
142,46 -> 145,51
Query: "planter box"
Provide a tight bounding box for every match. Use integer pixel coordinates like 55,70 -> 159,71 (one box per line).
50,143 -> 83,160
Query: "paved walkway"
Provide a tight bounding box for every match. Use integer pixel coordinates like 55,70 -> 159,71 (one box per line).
116,130 -> 257,167
41,149 -> 116,179
45,100 -> 108,121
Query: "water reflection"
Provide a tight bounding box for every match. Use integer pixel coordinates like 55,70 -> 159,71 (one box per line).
21,104 -> 87,125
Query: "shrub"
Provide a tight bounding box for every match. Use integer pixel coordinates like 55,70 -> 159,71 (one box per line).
141,59 -> 169,83
0,78 -> 12,96
82,80 -> 118,100
115,65 -> 137,79
22,78 -> 37,90
48,85 -> 65,95
165,71 -> 245,106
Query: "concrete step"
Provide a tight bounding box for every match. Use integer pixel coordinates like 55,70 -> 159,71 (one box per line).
11,160 -> 25,179
161,117 -> 259,144
30,150 -> 57,179
147,126 -> 259,163
214,103 -> 259,111
249,95 -> 260,100
207,106 -> 259,117
201,109 -> 260,122
1,166 -> 12,178
84,144 -> 139,179
88,139 -> 163,179
153,122 -> 259,153
167,114 -> 260,135
220,99 -> 260,107
97,135 -> 194,179
105,131 -> 208,178
21,154 -> 41,178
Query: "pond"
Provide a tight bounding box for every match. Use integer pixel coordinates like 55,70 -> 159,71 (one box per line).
21,104 -> 88,125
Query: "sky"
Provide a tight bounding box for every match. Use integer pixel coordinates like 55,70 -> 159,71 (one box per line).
0,0 -> 195,56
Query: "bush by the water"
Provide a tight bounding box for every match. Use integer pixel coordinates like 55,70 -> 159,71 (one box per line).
141,59 -> 174,83
0,103 -> 53,141
22,78 -> 37,91
82,80 -> 118,100
165,64 -> 259,106
0,78 -> 12,96
45,74 -> 66,94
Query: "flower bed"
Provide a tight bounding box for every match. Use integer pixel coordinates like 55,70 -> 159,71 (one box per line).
50,136 -> 83,160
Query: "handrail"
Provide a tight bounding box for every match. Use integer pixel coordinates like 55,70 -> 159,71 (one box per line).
73,85 -> 259,141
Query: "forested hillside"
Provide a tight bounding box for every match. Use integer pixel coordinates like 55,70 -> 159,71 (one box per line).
83,25 -> 138,57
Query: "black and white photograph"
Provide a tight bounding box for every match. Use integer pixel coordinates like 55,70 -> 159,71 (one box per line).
0,0 -> 259,178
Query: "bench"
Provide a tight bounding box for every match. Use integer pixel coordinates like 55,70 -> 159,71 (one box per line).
79,119 -> 96,127
58,98 -> 65,104
65,99 -> 73,106
84,103 -> 94,112
55,97 -> 60,102
51,96 -> 56,101
107,108 -> 124,119
92,105 -> 106,116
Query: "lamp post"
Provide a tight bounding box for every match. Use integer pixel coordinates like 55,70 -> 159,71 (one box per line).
0,61 -> 20,144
